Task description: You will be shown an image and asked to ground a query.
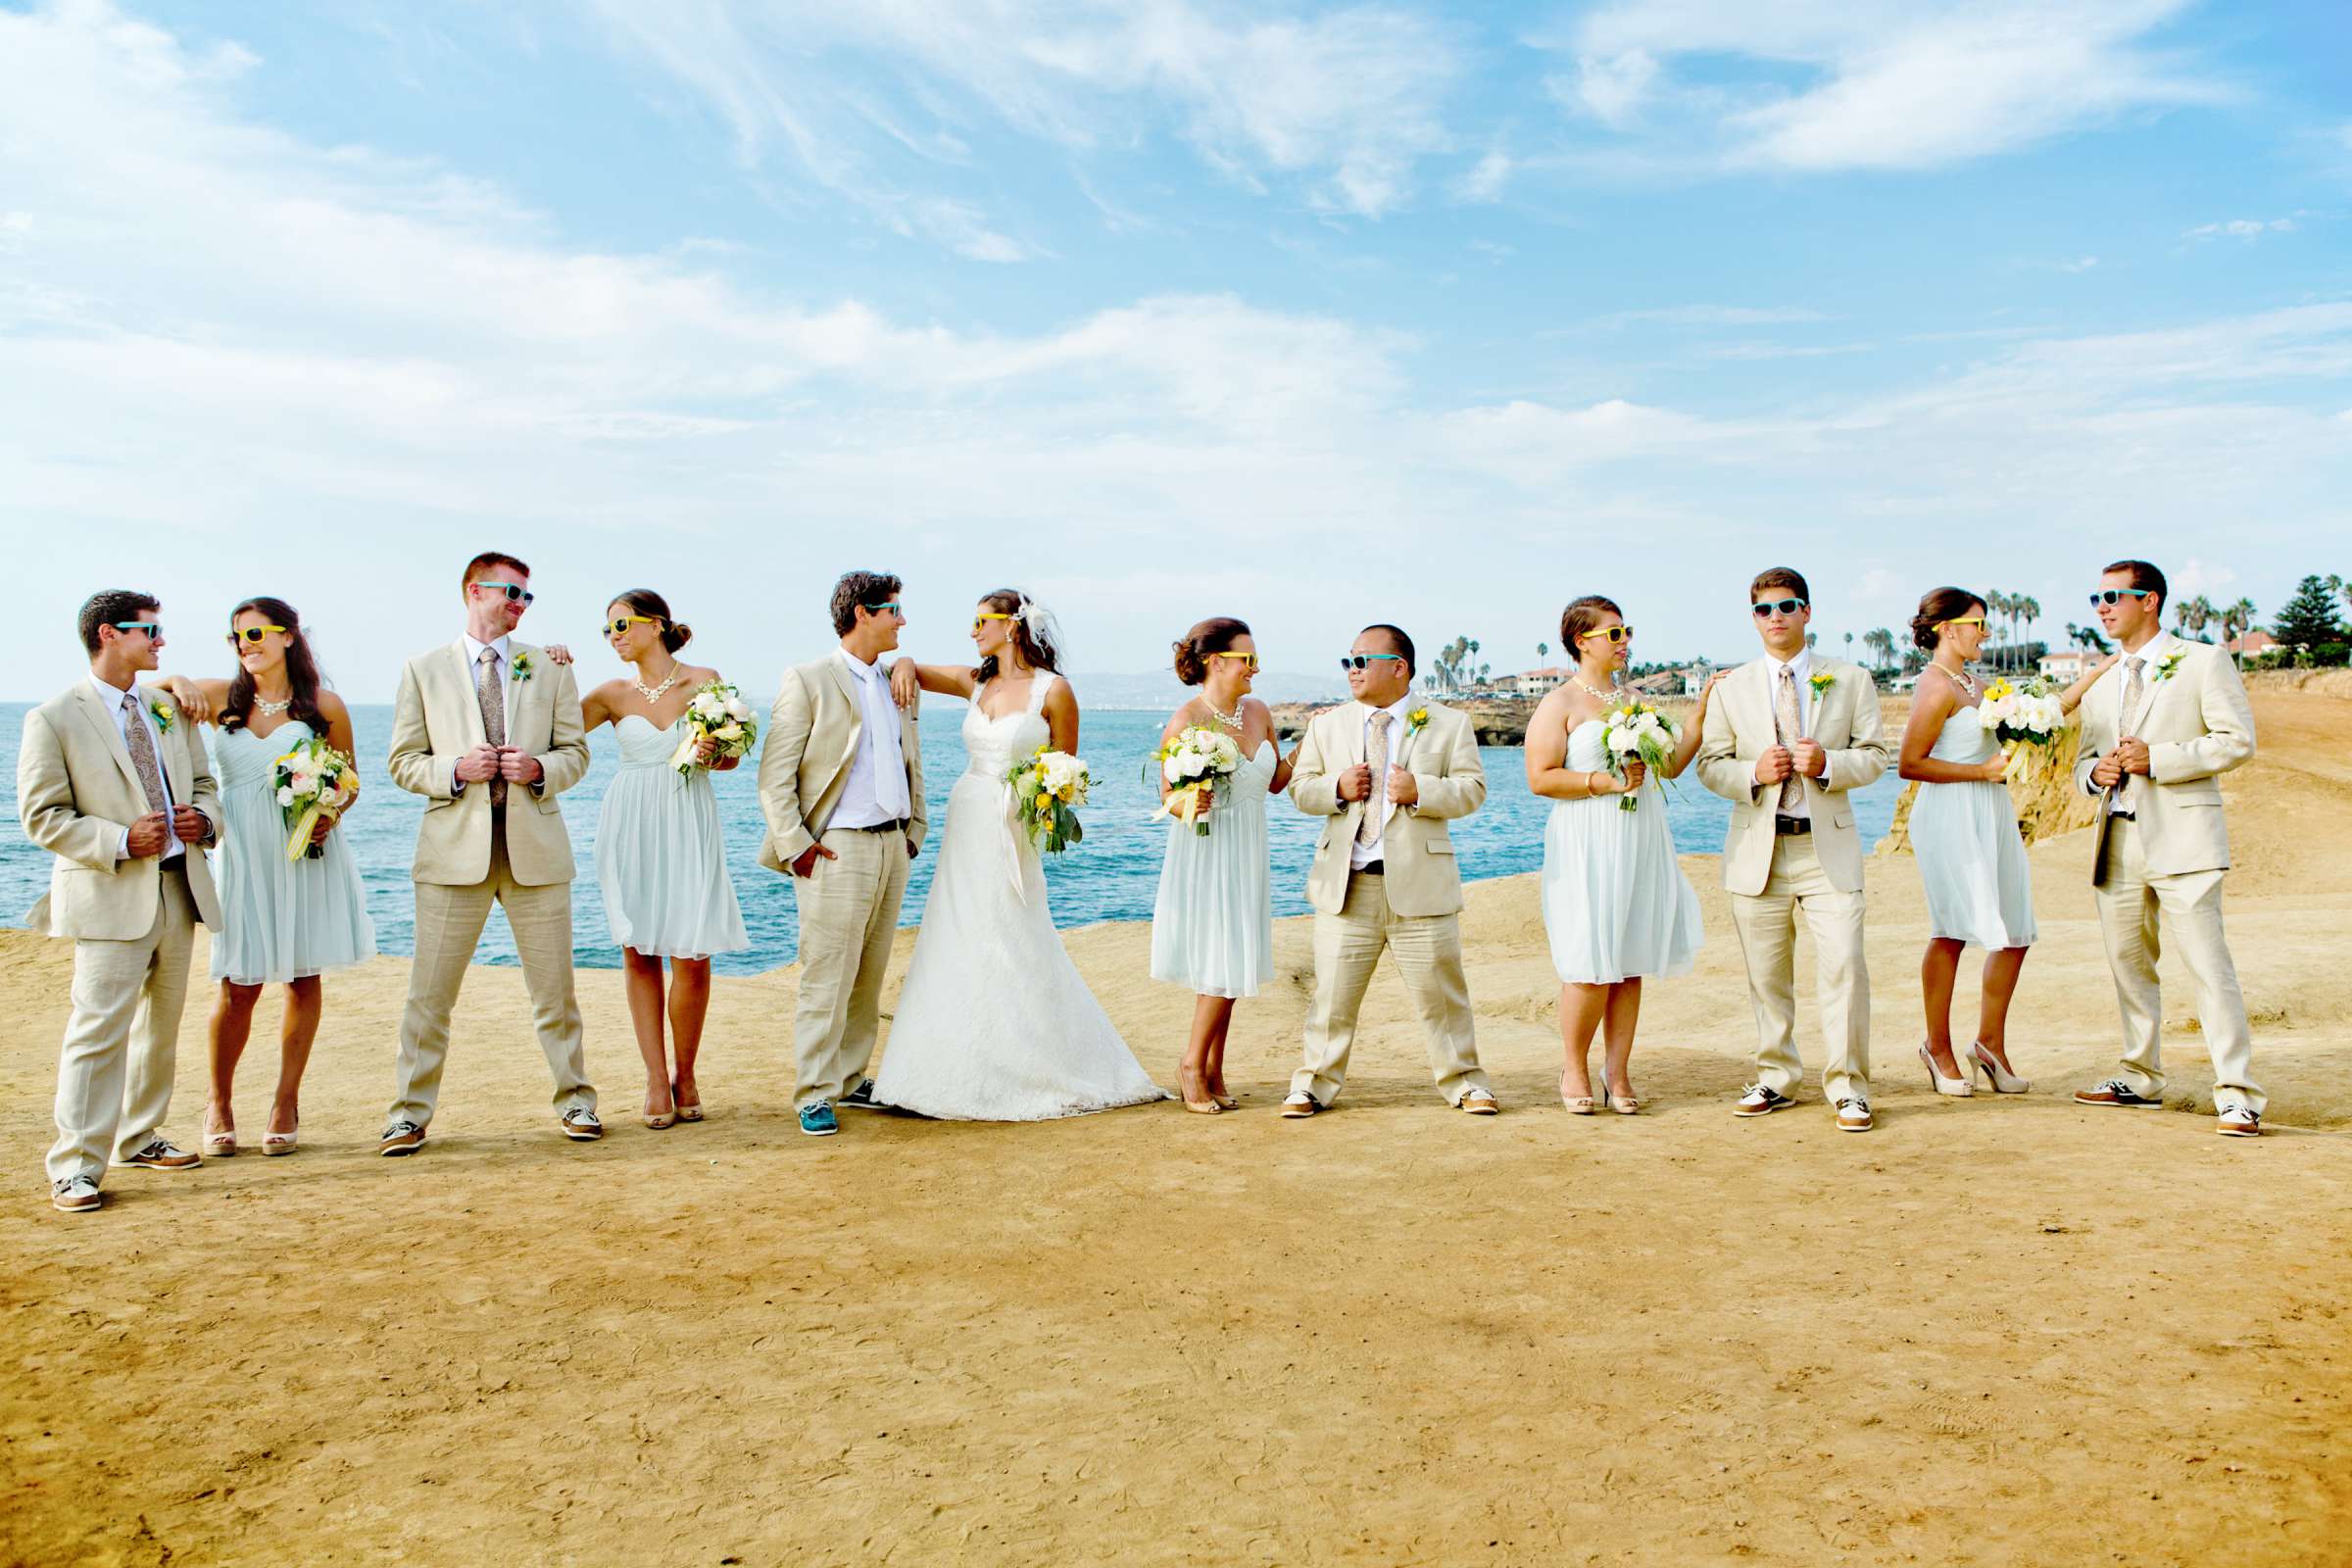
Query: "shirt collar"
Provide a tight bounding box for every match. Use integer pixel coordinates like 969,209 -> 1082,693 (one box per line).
836,646 -> 882,681
89,671 -> 133,705
1359,690 -> 1415,724
463,632 -> 513,667
1767,648 -> 1813,682
2123,631 -> 2173,665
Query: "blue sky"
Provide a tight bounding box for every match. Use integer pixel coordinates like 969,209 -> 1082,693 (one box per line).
3,0 -> 2347,700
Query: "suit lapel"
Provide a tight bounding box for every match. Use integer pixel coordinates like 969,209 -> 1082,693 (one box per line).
450,641 -> 488,748
74,683 -> 150,800
827,656 -> 864,765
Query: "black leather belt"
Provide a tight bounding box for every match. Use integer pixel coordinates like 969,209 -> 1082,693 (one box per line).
159,857 -> 190,877
1354,859 -> 1386,876
2110,810 -> 2135,821
1774,817 -> 1812,836
839,818 -> 907,834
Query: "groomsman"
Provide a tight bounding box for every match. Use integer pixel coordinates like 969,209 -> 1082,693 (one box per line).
380,552 -> 596,1154
2070,560 -> 2263,1136
19,592 -> 220,1211
1697,569 -> 1890,1131
1282,624 -> 1497,1116
757,570 -> 926,1138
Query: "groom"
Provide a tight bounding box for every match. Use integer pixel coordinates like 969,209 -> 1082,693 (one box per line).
1282,623 -> 1496,1116
758,570 -> 926,1138
380,551 -> 596,1155
2070,559 -> 2263,1136
19,591 -> 220,1211
1696,567 -> 1890,1131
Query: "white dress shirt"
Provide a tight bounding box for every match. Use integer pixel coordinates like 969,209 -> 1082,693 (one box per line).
1763,648 -> 1814,821
1350,691 -> 1417,870
829,648 -> 912,828
90,672 -> 183,861
2107,631 -> 2174,816
452,632 -> 516,799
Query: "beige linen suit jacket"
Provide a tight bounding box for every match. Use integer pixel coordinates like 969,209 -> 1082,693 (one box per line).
1291,699 -> 1485,917
756,656 -> 927,870
2072,634 -> 2254,881
387,639 -> 590,887
1695,657 -> 1890,897
17,684 -> 222,940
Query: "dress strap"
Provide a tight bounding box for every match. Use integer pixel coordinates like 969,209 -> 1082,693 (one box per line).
1026,671 -> 1057,717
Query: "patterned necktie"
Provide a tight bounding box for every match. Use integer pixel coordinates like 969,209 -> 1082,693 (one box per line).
120,691 -> 170,816
477,647 -> 508,807
1358,710 -> 1392,847
1773,667 -> 1803,812
2112,656 -> 2145,808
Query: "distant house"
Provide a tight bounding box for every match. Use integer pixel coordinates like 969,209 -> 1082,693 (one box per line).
2225,630 -> 2278,657
1512,666 -> 1573,697
2038,649 -> 2090,684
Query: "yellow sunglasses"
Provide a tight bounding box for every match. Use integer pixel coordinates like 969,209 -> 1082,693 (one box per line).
605,614 -> 662,636
1209,651 -> 1259,668
225,624 -> 289,646
1939,615 -> 1987,630
1578,624 -> 1635,645
972,612 -> 1017,630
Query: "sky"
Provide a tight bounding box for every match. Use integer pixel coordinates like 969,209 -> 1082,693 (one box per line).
3,0 -> 2348,702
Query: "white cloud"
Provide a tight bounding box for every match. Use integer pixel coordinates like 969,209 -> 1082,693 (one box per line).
2183,217 -> 2297,241
583,0 -> 1464,222
1456,148 -> 1513,203
2174,559 -> 2240,598
2060,255 -> 2100,272
1555,0 -> 2229,172
1589,305 -> 1830,328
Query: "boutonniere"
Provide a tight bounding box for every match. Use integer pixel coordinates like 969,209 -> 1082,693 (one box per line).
149,700 -> 175,735
1807,670 -> 1836,697
1406,707 -> 1430,736
2152,650 -> 2185,684
510,651 -> 535,682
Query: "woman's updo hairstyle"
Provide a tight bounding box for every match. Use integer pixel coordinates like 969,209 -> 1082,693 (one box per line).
1911,587 -> 1984,653
1559,595 -> 1625,655
975,587 -> 1061,686
1172,616 -> 1250,686
612,588 -> 691,654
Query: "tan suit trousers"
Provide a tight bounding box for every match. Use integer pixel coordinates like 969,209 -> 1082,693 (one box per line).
790,826 -> 910,1107
1292,870 -> 1487,1106
48,872 -> 197,1185
1728,834 -> 1872,1103
389,818 -> 592,1128
2094,817 -> 2261,1112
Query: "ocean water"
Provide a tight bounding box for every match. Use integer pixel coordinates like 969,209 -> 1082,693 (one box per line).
2,699 -> 1903,974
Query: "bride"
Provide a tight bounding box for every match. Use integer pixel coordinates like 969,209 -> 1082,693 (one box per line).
876,589 -> 1168,1120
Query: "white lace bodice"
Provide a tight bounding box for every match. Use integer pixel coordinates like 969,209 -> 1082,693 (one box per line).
961,671 -> 1055,777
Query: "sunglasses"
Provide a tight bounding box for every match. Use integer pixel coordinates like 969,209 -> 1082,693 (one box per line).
1579,625 -> 1635,645
1938,615 -> 1986,630
863,602 -> 902,615
225,624 -> 289,646
605,614 -> 661,637
2088,588 -> 2151,607
111,621 -> 162,639
1209,651 -> 1259,669
973,612 -> 1016,630
471,581 -> 534,606
1751,598 -> 1807,617
1339,654 -> 1404,671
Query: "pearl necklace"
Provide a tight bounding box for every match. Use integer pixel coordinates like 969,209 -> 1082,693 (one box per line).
633,664 -> 683,703
1936,662 -> 1977,697
1571,675 -> 1618,704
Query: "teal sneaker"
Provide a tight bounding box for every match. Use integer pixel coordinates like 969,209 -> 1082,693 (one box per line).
798,1102 -> 839,1137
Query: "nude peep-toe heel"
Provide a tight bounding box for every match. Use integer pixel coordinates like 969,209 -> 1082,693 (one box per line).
1970,1043 -> 2033,1095
1561,1071 -> 1595,1115
1602,1081 -> 1641,1116
1919,1044 -> 1975,1098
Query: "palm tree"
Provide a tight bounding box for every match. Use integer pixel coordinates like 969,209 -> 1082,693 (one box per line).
2068,621 -> 2113,656
1984,589 -> 2013,672
2224,597 -> 2258,669
2175,595 -> 2214,643
2014,594 -> 2041,673
1864,626 -> 1897,671
1536,640 -> 1547,662
2328,574 -> 2352,621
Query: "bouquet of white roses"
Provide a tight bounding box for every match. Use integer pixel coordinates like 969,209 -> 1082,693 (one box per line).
273,735 -> 357,861
1008,745 -> 1092,854
1600,700 -> 1679,813
669,680 -> 758,777
1155,724 -> 1244,836
1975,678 -> 2067,750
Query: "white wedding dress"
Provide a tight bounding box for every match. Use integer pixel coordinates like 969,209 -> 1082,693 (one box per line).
874,672 -> 1169,1120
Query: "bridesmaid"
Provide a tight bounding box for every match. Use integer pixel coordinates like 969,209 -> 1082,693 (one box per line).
155,599 -> 375,1156
1148,618 -> 1295,1114
1523,597 -> 1721,1114
1897,588 -> 2113,1098
581,590 -> 749,1129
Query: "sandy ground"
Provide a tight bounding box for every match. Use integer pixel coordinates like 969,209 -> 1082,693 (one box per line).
3,691 -> 2348,1566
